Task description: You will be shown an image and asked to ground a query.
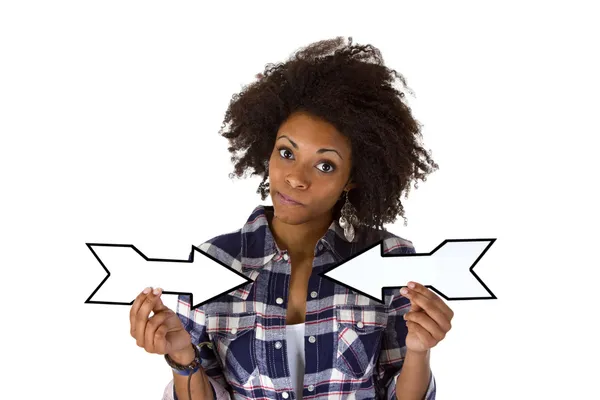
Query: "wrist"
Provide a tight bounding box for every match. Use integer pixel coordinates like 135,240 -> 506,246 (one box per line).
168,344 -> 195,365
406,348 -> 430,359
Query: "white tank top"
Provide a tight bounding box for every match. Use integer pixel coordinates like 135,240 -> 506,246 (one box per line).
285,323 -> 306,399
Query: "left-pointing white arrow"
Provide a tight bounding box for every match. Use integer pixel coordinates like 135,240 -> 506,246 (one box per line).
85,243 -> 253,309
319,238 -> 497,303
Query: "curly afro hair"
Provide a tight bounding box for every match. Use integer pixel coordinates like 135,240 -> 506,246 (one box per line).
219,36 -> 438,232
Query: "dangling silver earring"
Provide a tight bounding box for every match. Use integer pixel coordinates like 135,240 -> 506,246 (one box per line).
339,191 -> 358,242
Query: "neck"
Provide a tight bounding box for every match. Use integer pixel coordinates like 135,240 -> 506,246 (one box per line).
268,209 -> 333,260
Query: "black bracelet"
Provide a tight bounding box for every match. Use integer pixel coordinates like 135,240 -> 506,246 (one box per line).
164,343 -> 202,375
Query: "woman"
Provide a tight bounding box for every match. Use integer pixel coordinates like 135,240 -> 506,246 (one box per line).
129,36 -> 454,400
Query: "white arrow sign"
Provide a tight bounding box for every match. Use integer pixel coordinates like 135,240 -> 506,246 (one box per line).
85,243 -> 252,309
319,239 -> 496,303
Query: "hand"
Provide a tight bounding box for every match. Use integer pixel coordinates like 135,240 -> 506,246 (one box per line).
129,287 -> 192,361
400,281 -> 454,354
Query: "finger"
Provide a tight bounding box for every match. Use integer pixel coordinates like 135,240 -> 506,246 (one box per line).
145,307 -> 171,353
404,311 -> 447,341
153,292 -> 169,313
407,282 -> 439,301
134,287 -> 162,347
155,312 -> 189,355
407,281 -> 454,320
154,324 -> 171,355
406,320 -> 438,349
130,287 -> 152,337
401,287 -> 452,332
400,286 -> 423,312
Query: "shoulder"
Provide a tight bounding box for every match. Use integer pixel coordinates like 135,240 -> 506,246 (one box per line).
381,229 -> 416,254
194,205 -> 271,259
362,226 -> 416,255
195,228 -> 243,262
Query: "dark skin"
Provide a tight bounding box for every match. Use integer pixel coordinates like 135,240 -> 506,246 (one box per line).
128,111 -> 453,400
267,111 -> 355,324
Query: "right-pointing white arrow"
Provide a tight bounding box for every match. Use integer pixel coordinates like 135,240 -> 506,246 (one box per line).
85,243 -> 253,309
319,239 -> 497,303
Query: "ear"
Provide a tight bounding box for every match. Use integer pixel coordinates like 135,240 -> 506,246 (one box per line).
344,181 -> 357,191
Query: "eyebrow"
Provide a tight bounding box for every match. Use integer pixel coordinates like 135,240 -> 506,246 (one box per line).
277,135 -> 344,160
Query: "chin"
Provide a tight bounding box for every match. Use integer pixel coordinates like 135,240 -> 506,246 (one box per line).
270,195 -> 307,225
272,205 -> 310,225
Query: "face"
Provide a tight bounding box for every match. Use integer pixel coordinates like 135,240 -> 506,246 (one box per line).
268,111 -> 355,225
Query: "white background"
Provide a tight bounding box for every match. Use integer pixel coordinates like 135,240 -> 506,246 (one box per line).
1,1 -> 599,399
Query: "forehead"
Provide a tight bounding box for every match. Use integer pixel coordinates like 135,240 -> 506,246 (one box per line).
277,112 -> 351,151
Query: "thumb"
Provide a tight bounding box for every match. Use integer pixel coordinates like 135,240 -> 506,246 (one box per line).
153,289 -> 169,312
401,286 -> 422,312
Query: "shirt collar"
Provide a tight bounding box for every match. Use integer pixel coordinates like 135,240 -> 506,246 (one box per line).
241,204 -> 358,269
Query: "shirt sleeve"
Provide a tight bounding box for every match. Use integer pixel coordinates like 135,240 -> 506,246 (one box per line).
376,237 -> 437,400
161,294 -> 232,400
162,247 -> 233,400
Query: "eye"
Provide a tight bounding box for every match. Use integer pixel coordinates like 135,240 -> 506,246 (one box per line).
279,147 -> 294,160
316,162 -> 335,173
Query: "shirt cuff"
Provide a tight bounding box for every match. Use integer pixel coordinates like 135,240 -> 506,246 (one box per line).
387,369 -> 436,400
163,376 -> 226,400
207,376 -> 230,400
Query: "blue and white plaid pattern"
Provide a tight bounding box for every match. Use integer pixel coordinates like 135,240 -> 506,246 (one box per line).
164,205 -> 436,400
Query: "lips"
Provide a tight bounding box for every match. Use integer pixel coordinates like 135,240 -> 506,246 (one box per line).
277,192 -> 303,206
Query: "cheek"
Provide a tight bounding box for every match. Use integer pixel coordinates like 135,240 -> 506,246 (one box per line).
314,180 -> 345,203
268,154 -> 283,179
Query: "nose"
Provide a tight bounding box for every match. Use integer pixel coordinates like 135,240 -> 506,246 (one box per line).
285,167 -> 310,190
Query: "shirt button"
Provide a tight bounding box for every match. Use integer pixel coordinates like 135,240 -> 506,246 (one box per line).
356,321 -> 364,328
317,243 -> 323,251
276,297 -> 284,305
282,392 -> 289,399
275,341 -> 282,349
308,384 -> 315,392
308,335 -> 316,343
310,291 -> 318,299
282,253 -> 289,261
231,328 -> 238,334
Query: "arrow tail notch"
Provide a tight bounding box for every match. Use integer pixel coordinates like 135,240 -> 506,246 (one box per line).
423,239 -> 496,300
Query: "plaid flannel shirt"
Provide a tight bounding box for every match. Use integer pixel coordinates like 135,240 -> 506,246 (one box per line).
163,205 -> 436,400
